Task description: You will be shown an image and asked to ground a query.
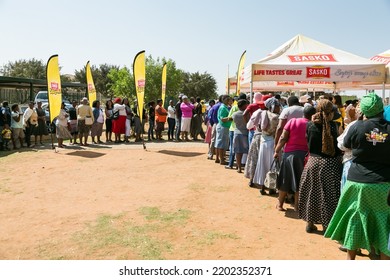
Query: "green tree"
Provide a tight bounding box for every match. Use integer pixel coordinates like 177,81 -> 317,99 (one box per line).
1,58 -> 46,79
181,71 -> 217,101
74,63 -> 119,98
107,67 -> 134,100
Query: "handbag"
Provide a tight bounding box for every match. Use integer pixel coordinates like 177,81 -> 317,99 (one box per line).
112,110 -> 120,120
85,116 -> 93,125
264,159 -> 280,190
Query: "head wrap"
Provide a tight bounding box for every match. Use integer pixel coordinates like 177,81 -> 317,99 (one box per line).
259,94 -> 272,110
360,92 -> 383,118
264,97 -> 280,113
114,97 -> 122,104
312,99 -> 335,156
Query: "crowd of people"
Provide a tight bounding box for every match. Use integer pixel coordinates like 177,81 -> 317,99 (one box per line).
204,91 -> 390,260
1,91 -> 389,260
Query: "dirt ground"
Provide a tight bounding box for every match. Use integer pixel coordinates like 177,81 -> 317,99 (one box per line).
0,136 -> 373,260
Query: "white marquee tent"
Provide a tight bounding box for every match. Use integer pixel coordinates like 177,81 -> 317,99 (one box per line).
241,34 -> 386,92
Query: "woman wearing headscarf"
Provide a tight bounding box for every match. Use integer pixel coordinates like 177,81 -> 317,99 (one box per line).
253,97 -> 281,195
298,99 -> 342,233
324,93 -> 390,260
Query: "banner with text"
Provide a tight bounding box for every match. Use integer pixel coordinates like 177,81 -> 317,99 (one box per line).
133,51 -> 146,121
46,55 -> 62,123
236,50 -> 246,95
86,61 -> 97,106
161,63 -> 167,107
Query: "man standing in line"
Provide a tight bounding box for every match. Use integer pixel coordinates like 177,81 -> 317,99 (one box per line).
174,94 -> 183,141
155,99 -> 168,140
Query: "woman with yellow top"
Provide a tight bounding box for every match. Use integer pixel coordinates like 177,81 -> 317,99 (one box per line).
332,95 -> 345,134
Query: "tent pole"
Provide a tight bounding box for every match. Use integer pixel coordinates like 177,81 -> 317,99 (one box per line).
382,82 -> 385,102
250,81 -> 253,103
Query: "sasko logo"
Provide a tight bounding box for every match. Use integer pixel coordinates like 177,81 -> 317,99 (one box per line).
137,79 -> 145,87
50,82 -> 59,90
306,66 -> 331,79
88,84 -> 94,91
288,53 -> 337,62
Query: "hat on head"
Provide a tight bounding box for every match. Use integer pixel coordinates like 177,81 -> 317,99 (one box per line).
182,95 -> 188,99
114,97 -> 122,104
259,94 -> 272,110
82,97 -> 88,102
299,94 -> 311,103
360,93 -> 383,118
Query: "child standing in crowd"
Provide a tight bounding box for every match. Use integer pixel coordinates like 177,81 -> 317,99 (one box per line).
1,123 -> 12,150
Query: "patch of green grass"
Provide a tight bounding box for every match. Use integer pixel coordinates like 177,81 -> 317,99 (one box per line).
72,209 -> 190,259
139,207 -> 191,224
197,230 -> 240,246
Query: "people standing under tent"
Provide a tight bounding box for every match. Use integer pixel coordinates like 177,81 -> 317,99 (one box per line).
112,97 -> 126,143
207,95 -> 223,160
253,97 -> 281,195
77,97 -> 94,146
155,98 -> 168,140
10,104 -> 24,149
147,101 -> 156,141
214,95 -> 233,165
226,93 -> 247,169
68,100 -> 79,145
231,99 -> 249,173
274,105 -> 316,211
91,100 -> 104,144
180,96 -> 195,141
298,99 -> 342,234
105,100 -> 113,143
123,98 -> 133,143
33,101 -> 48,146
167,100 -> 176,141
325,92 -> 390,260
55,102 -> 72,148
23,101 -> 38,148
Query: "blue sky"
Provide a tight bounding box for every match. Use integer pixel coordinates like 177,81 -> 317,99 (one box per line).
1,0 -> 390,95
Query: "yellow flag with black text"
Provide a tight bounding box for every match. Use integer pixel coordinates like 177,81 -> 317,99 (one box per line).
133,50 -> 146,121
236,50 -> 246,96
86,61 -> 96,106
161,63 -> 167,107
46,55 -> 62,123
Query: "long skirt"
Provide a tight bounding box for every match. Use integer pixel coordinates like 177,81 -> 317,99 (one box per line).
244,133 -> 261,180
112,115 -> 126,134
298,155 -> 342,227
56,124 -> 71,139
277,150 -> 306,193
91,122 -> 103,137
324,181 -> 390,256
204,123 -> 212,144
253,134 -> 274,186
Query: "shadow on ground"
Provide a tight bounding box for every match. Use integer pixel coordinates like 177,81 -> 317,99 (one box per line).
66,151 -> 106,158
157,150 -> 203,157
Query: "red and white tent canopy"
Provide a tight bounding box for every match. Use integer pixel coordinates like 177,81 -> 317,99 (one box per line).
370,49 -> 390,84
242,34 -> 386,89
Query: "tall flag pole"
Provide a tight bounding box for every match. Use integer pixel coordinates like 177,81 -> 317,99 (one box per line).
161,63 -> 167,107
46,54 -> 62,149
86,61 -> 97,106
236,50 -> 246,96
133,50 -> 146,149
